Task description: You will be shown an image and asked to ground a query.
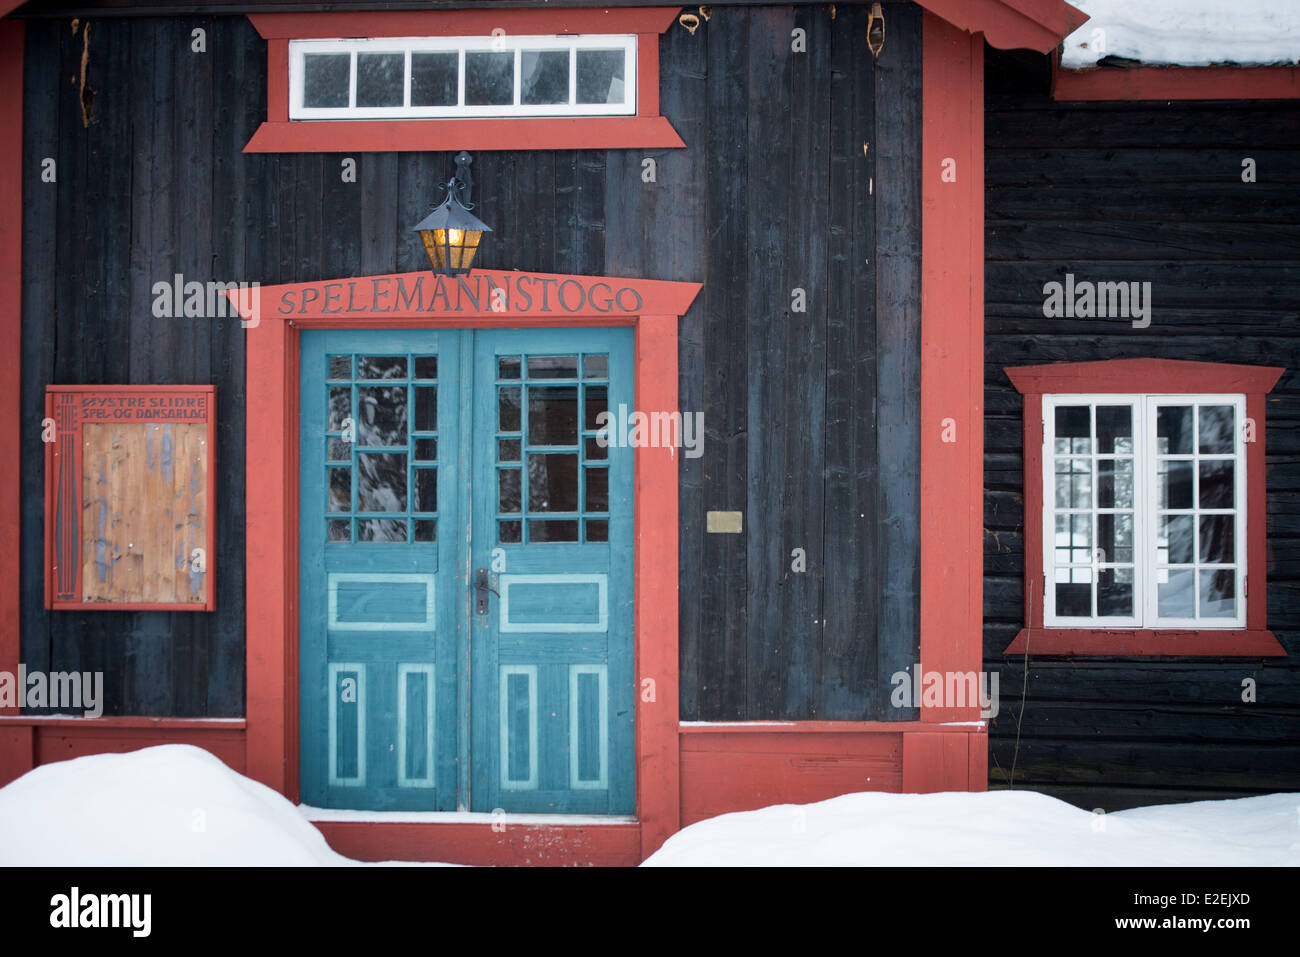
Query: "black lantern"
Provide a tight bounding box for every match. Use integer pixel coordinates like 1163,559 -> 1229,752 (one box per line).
413,151 -> 492,276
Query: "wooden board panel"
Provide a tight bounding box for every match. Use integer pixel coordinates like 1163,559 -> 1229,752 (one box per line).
80,422 -> 209,605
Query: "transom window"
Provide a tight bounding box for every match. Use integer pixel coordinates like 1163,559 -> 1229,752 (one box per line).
1043,394 -> 1246,629
290,35 -> 637,120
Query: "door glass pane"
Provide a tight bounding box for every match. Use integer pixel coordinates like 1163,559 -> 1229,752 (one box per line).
415,438 -> 437,461
521,50 -> 569,105
357,53 -> 405,107
585,466 -> 608,512
498,468 -> 521,513
584,386 -> 608,431
529,387 -> 578,445
357,453 -> 407,511
413,356 -> 438,379
358,386 -> 407,446
583,354 -> 608,379
358,356 -> 406,379
528,454 -> 579,512
358,518 -> 407,542
328,355 -> 352,379
328,468 -> 351,511
414,468 -> 438,512
413,387 -> 437,432
328,387 -> 351,430
328,519 -> 351,542
303,53 -> 350,108
529,519 -> 579,542
499,387 -> 521,431
576,49 -> 625,104
414,519 -> 437,542
411,52 -> 457,107
465,51 -> 514,106
1157,568 -> 1195,617
528,355 -> 578,379
498,438 -> 520,462
498,356 -> 522,380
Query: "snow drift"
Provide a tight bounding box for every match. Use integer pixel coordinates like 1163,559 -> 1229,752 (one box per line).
0,744 -> 354,866
642,790 -> 1300,867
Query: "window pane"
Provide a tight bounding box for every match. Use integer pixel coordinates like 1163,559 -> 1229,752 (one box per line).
576,49 -> 625,104
1097,513 -> 1133,565
498,356 -> 522,380
521,49 -> 569,105
1054,458 -> 1091,509
1157,406 -> 1193,455
1054,513 -> 1091,564
328,387 -> 351,431
328,519 -> 351,542
1198,405 -> 1235,454
1158,460 -> 1194,510
411,52 -> 458,107
356,53 -> 404,108
414,468 -> 438,512
499,520 -> 522,543
1157,568 -> 1195,617
528,355 -> 578,379
328,438 -> 350,461
1097,458 -> 1133,508
586,518 -> 608,542
1199,570 -> 1236,618
498,438 -> 521,462
303,53 -> 350,108
584,386 -> 608,432
1199,515 -> 1235,564
413,356 -> 438,379
465,51 -> 514,106
499,469 -> 521,514
499,387 -> 521,431
1098,567 -> 1133,617
1199,460 -> 1234,509
329,468 -> 351,512
413,386 -> 437,432
358,519 -> 407,542
415,437 -> 437,461
584,354 -> 609,379
1054,405 -> 1091,454
529,519 -> 579,542
328,355 -> 351,379
1096,405 -> 1133,454
585,467 -> 608,512
414,519 -> 437,542
1159,515 -> 1195,565
1055,582 -> 1091,617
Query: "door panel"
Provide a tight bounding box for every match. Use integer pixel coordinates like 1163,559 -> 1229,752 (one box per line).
469,328 -> 634,814
300,330 -> 463,810
299,326 -> 632,815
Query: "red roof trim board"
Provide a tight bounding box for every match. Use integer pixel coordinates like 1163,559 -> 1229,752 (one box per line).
1005,358 -> 1287,658
916,0 -> 1087,53
1054,64 -> 1300,101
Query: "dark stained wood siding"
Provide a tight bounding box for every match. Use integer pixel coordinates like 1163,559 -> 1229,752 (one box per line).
984,49 -> 1300,808
20,6 -> 921,719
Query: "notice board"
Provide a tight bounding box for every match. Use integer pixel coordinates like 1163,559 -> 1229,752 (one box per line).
45,386 -> 216,610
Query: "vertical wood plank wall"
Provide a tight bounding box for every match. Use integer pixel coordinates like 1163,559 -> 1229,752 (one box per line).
984,49 -> 1300,806
19,7 -> 921,721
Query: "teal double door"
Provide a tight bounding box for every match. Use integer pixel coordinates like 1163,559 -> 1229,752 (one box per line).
299,327 -> 634,815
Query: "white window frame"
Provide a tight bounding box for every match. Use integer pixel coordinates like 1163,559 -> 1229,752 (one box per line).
288,35 -> 638,120
1042,393 -> 1247,630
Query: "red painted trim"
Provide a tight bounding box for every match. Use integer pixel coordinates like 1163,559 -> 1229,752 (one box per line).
245,117 -> 685,154
245,318 -> 293,796
1005,628 -> 1286,657
0,21 -> 20,714
0,716 -> 245,729
43,385 -> 218,612
915,0 -> 1086,53
312,820 -> 641,867
267,38 -> 289,123
1006,357 -> 1286,658
235,272 -> 699,855
679,721 -> 986,735
920,15 -> 984,723
1007,358 -> 1284,396
243,9 -> 685,154
635,314 -> 679,860
1054,65 -> 1300,102
248,9 -> 681,40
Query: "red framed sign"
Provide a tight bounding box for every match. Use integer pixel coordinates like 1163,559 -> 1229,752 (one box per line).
44,385 -> 217,612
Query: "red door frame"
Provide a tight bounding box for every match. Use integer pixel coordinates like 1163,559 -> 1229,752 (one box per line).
235,268 -> 700,861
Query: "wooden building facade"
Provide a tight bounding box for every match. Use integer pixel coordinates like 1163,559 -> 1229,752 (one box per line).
0,0 -> 1294,865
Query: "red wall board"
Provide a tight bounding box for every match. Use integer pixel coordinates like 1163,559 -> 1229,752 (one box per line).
901,731 -> 971,793
0,724 -> 33,787
679,732 -> 903,827
313,821 -> 641,867
1054,65 -> 1300,101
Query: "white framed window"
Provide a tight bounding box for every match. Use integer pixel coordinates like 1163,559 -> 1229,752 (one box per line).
288,35 -> 638,120
1043,394 -> 1246,629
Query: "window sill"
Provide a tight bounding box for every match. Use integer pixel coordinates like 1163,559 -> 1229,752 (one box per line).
244,116 -> 685,153
1003,628 -> 1286,657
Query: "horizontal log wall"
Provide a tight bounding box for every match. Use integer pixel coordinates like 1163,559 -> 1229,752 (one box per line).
984,49 -> 1300,808
20,6 -> 920,720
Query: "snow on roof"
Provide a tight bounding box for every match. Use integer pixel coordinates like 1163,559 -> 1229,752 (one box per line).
1062,0 -> 1300,69
643,789 -> 1300,866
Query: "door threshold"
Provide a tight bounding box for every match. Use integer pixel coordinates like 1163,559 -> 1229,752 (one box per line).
299,805 -> 638,827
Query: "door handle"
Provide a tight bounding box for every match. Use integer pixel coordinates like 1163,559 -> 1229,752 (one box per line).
473,567 -> 499,616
